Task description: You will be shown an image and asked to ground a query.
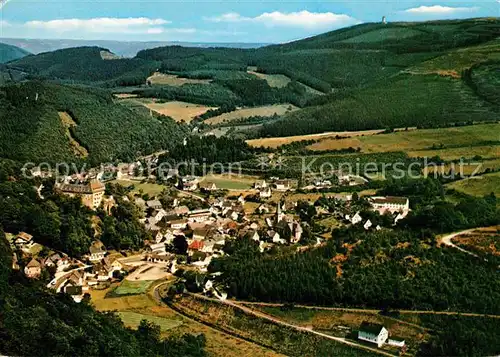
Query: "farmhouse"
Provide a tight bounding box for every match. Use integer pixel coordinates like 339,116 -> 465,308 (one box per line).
275,180 -> 292,191
89,240 -> 107,262
188,209 -> 213,223
358,322 -> 388,348
146,200 -> 163,210
259,187 -> 272,198
14,232 -> 35,250
24,258 -> 42,279
56,180 -> 105,209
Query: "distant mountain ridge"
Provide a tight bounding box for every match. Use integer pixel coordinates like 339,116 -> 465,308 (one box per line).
0,42 -> 30,63
0,38 -> 269,57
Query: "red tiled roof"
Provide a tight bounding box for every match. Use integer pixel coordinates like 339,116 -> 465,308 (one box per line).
189,240 -> 204,251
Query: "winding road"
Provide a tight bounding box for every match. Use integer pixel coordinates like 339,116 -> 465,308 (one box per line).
439,228 -> 479,258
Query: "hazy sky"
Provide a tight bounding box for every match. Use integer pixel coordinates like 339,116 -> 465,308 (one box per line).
0,0 -> 498,43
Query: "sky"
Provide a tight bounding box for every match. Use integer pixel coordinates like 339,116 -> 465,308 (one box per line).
0,0 -> 498,43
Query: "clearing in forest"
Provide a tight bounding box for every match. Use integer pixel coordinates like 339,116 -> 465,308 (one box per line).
144,100 -> 217,123
446,172 -> 500,197
147,72 -> 211,86
206,104 -> 298,125
247,70 -> 292,88
246,128 -> 389,148
58,111 -> 88,157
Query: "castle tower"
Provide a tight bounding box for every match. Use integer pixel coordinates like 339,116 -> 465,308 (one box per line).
382,16 -> 387,24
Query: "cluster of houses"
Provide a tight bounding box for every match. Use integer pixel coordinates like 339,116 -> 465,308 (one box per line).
10,230 -> 127,302
344,196 -> 410,230
133,187 -> 310,271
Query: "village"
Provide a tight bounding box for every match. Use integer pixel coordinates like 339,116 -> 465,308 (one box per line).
6,162 -> 412,351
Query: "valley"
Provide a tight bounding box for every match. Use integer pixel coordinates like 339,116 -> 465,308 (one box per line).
0,15 -> 500,357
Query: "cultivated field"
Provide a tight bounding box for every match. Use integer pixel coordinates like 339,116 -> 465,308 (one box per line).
147,72 -> 211,86
305,124 -> 500,160
247,128 -> 389,148
113,93 -> 139,99
446,171 -> 500,197
144,100 -> 217,123
205,104 -> 298,125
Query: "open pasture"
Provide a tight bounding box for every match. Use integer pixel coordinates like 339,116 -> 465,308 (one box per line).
147,72 -> 211,86
306,124 -> 500,160
144,100 -> 217,123
446,171 -> 500,197
206,104 -> 298,125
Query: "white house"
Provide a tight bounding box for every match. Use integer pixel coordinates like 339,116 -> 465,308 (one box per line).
170,219 -> 188,230
152,209 -> 167,223
364,219 -> 373,230
188,209 -> 212,223
89,240 -> 107,262
275,180 -> 292,191
259,187 -> 272,198
351,212 -> 363,225
370,196 -> 410,215
358,322 -> 389,348
254,180 -> 267,189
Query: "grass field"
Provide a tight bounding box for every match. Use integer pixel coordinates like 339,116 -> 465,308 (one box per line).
206,104 -> 298,125
247,128 -> 387,148
113,280 -> 154,296
90,285 -> 283,357
446,172 -> 500,197
202,174 -> 256,190
111,180 -> 167,197
425,159 -> 500,177
306,124 -> 500,160
147,72 -> 211,86
118,311 -> 183,331
247,70 -> 292,88
144,100 -> 217,123
407,39 -> 500,76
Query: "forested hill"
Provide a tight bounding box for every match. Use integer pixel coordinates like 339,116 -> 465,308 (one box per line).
8,46 -> 158,86
0,81 -> 187,165
3,18 -> 500,137
0,42 -> 30,63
